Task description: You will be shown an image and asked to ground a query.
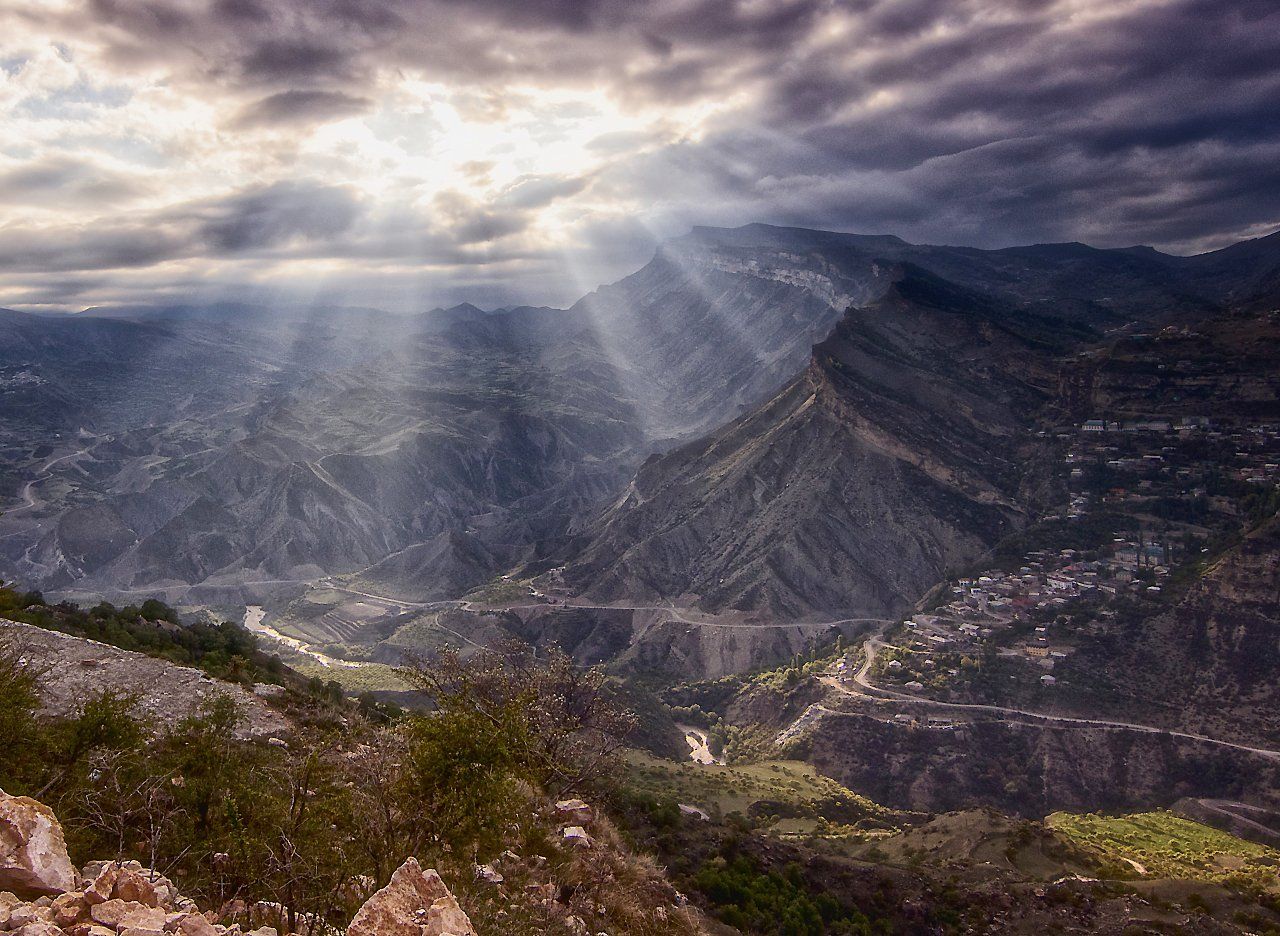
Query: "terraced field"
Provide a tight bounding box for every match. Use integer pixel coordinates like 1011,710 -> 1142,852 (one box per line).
1047,810 -> 1280,887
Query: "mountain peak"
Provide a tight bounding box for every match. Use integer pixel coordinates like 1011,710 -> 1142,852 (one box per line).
427,302 -> 488,318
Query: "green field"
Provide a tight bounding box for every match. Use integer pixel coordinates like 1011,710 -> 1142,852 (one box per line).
1047,810 -> 1280,887
624,752 -> 898,837
462,578 -> 533,606
290,659 -> 415,693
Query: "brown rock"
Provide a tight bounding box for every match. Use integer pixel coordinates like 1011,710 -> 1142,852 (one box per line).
346,858 -> 474,936
217,900 -> 247,924
166,914 -> 218,936
80,863 -> 110,888
84,866 -> 161,910
92,899 -> 167,932
52,891 -> 90,926
14,922 -> 63,936
0,790 -> 77,897
83,865 -> 121,906
112,871 -> 158,909
9,903 -> 48,928
0,892 -> 20,928
150,880 -> 182,912
425,896 -> 473,936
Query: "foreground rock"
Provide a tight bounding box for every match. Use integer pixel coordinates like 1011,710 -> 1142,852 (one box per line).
0,792 -> 274,936
346,859 -> 474,936
0,790 -> 76,897
0,793 -> 473,936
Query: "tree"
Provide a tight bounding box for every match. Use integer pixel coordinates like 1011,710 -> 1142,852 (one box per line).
401,703 -> 523,856
401,639 -> 636,797
0,634 -> 43,790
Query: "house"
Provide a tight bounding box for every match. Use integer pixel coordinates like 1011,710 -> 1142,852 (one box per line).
904,681 -> 925,691
1040,674 -> 1057,686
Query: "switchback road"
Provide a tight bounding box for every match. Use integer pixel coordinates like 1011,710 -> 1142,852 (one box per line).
819,633 -> 1280,761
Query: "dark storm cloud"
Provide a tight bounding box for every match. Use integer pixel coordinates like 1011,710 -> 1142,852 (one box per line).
0,181 -> 366,273
606,0 -> 1280,253
432,191 -> 533,245
191,181 -> 363,252
67,0 -> 829,99
239,40 -> 356,85
233,89 -> 374,128
9,0 -> 1280,310
0,225 -> 185,273
0,157 -> 142,206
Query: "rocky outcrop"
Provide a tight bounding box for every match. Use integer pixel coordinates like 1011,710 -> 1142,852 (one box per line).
0,790 -> 210,936
346,859 -> 474,936
0,795 -> 474,936
0,792 -> 75,897
0,622 -> 288,741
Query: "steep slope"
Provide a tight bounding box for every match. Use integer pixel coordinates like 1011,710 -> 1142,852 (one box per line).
1182,229 -> 1280,311
560,220 -> 1242,439
560,267 -> 1080,618
1061,515 -> 1280,747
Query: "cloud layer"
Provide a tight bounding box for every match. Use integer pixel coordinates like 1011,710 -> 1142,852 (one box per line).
1,0 -> 1278,310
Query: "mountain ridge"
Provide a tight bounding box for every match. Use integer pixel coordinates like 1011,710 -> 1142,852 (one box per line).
2,222 -> 1279,676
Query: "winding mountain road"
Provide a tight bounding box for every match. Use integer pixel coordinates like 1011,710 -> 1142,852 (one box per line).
0,445 -> 95,544
10,446 -> 91,513
823,633 -> 1280,761
458,593 -> 895,631
1190,799 -> 1280,840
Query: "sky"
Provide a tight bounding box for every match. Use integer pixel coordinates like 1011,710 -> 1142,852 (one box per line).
1,0 -> 1278,312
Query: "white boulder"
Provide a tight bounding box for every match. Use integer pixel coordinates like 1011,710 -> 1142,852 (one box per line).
0,789 -> 77,897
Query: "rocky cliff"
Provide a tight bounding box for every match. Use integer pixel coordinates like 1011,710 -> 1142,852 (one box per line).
560,268 -> 1075,618
1062,515 -> 1280,747
796,707 -> 1280,817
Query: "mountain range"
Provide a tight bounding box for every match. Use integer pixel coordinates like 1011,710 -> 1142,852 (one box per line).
1,224 -> 1278,668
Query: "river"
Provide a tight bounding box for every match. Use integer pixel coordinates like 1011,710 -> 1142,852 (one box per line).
678,725 -> 723,765
242,606 -> 364,669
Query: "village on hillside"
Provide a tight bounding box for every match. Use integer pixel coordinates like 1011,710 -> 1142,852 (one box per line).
862,415 -> 1280,703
